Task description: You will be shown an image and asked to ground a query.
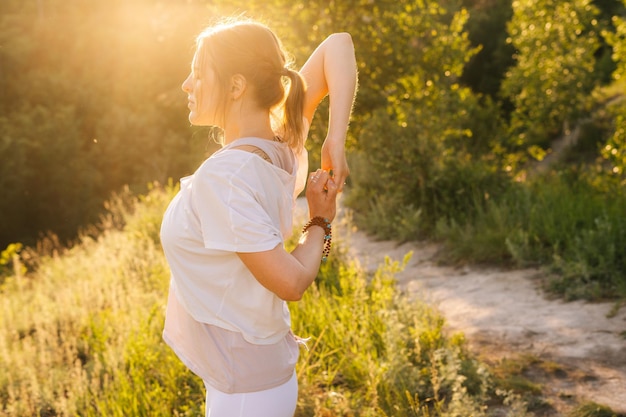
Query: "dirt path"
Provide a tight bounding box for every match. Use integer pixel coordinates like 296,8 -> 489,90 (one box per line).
302,199 -> 626,414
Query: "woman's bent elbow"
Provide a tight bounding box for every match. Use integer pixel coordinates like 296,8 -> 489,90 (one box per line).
276,276 -> 315,302
277,287 -> 304,302
282,292 -> 303,302
330,32 -> 353,46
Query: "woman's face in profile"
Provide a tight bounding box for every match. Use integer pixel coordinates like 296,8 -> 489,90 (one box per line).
182,52 -> 221,127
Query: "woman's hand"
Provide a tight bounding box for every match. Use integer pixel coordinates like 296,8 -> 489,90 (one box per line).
321,136 -> 349,192
306,169 -> 338,222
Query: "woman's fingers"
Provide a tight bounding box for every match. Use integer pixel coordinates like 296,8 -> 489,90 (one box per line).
307,169 -> 338,221
325,175 -> 338,198
308,169 -> 330,191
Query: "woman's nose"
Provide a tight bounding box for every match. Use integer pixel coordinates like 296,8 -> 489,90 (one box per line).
182,74 -> 192,93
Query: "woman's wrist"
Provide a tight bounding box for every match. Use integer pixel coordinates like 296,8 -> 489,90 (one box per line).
323,133 -> 347,145
302,216 -> 332,262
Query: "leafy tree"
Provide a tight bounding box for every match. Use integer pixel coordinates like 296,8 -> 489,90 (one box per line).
604,0 -> 626,81
601,0 -> 626,177
501,0 -> 601,153
2,0 -> 622,250
460,0 -> 516,99
0,105 -> 100,244
344,4 -> 508,240
592,0 -> 626,82
0,0 -> 210,247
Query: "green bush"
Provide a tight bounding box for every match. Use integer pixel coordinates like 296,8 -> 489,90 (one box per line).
601,99 -> 626,178
437,174 -> 626,300
346,77 -> 509,242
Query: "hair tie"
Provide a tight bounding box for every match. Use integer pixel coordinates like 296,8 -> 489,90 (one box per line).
281,67 -> 290,76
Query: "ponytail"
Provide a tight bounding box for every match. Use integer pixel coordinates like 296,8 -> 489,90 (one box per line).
281,68 -> 307,152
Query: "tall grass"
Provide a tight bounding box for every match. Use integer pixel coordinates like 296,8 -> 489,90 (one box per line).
0,184 -> 532,416
291,254 -> 491,416
437,174 -> 626,301
0,184 -> 204,416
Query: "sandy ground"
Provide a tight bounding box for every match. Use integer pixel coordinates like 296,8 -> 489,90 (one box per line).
296,198 -> 626,414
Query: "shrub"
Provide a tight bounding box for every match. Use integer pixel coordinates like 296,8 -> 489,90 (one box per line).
347,79 -> 508,241
437,174 -> 626,300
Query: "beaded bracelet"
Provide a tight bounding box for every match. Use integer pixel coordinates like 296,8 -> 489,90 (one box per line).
302,216 -> 332,262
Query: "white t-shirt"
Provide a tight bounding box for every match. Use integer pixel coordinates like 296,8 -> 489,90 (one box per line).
160,137 -> 308,345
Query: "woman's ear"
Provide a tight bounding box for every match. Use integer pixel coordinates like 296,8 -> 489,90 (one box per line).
230,74 -> 247,99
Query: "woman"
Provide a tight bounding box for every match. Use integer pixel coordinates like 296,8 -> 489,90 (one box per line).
160,18 -> 357,417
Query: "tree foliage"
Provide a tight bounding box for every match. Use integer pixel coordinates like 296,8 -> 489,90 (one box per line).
0,0 -> 212,246
344,4 -> 510,239
460,0 -> 516,99
607,2 -> 626,81
601,0 -> 626,177
1,0 -> 626,259
501,0 -> 601,151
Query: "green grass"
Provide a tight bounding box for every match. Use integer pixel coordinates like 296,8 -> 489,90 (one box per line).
291,253 -> 490,416
569,401 -> 623,417
435,174 -> 626,301
0,184 -> 538,416
0,184 -> 204,416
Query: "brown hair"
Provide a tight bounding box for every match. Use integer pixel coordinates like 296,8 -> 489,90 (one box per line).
195,19 -> 307,150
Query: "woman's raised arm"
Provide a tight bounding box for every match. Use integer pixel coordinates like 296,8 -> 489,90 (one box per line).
300,33 -> 358,191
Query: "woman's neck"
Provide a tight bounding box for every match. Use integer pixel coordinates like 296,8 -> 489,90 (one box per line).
223,102 -> 275,145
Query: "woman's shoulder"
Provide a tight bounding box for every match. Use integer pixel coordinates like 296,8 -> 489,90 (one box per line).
197,148 -> 251,173
194,147 -> 279,187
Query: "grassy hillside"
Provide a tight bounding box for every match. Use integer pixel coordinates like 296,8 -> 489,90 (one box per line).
2,183 -> 612,417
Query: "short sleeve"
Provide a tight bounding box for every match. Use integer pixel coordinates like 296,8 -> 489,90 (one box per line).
191,155 -> 283,253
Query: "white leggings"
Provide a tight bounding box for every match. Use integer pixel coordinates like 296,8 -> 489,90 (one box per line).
204,372 -> 298,417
